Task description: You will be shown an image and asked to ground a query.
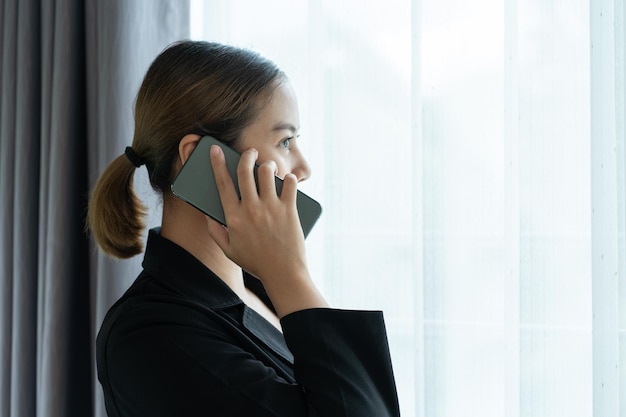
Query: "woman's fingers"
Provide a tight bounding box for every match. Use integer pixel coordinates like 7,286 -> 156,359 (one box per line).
237,148 -> 260,200
257,160 -> 278,198
281,173 -> 298,205
209,145 -> 239,213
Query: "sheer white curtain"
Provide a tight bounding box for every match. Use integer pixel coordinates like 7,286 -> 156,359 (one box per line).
190,1 -> 625,416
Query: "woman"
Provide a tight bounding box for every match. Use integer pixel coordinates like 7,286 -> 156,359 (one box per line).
89,40 -> 400,416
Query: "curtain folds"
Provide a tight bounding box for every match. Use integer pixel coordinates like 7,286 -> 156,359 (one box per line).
0,1 -> 86,416
0,1 -> 189,416
590,0 -> 624,415
188,1 -> 625,416
86,2 -> 189,416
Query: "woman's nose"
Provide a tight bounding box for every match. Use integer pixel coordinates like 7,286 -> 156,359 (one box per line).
292,152 -> 311,183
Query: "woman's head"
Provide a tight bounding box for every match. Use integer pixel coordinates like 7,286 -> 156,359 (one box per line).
88,40 -> 287,258
134,40 -> 286,193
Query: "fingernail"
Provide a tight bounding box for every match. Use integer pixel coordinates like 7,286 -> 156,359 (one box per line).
210,145 -> 221,155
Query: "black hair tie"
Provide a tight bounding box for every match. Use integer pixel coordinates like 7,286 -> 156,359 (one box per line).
125,146 -> 145,168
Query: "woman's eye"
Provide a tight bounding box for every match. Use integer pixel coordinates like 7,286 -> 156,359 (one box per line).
279,137 -> 292,150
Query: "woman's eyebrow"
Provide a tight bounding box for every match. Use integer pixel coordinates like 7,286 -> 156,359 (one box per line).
272,123 -> 298,133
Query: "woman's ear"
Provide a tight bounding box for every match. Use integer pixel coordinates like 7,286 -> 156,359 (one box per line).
178,134 -> 202,165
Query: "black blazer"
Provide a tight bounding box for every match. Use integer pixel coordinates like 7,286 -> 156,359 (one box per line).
97,229 -> 400,416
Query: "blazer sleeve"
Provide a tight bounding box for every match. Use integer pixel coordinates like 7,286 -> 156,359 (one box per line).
281,308 -> 401,416
99,302 -> 400,417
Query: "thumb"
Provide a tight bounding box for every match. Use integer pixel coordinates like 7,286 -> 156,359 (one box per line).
207,217 -> 230,251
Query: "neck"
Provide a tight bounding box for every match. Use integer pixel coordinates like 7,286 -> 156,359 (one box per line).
160,196 -> 246,296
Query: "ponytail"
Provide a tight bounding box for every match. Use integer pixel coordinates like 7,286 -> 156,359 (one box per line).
87,154 -> 147,259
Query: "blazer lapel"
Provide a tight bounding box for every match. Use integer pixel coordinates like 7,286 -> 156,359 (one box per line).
242,306 -> 294,364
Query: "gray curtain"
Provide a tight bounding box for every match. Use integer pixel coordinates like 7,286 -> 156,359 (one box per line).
0,1 -> 188,416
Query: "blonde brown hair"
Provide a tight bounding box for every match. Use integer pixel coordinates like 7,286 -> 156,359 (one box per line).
87,41 -> 285,258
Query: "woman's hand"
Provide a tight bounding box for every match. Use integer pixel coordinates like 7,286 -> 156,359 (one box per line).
206,145 -> 327,317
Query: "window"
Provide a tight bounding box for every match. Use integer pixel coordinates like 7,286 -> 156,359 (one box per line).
190,1 -> 626,415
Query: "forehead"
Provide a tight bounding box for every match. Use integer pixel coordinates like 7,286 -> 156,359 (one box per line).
253,81 -> 300,129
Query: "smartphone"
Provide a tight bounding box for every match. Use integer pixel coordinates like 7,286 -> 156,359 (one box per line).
171,135 -> 322,238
